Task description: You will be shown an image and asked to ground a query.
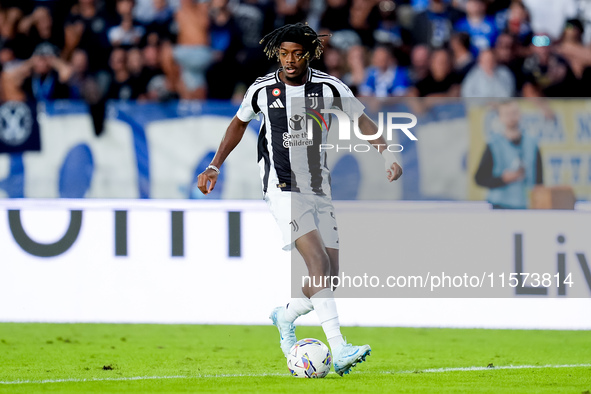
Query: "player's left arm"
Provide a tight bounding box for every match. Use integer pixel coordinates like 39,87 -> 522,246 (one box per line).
330,77 -> 403,182
357,113 -> 403,182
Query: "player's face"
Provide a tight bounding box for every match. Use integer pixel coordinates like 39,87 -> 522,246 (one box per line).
278,42 -> 308,84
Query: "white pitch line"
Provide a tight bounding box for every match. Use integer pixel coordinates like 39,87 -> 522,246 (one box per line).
0,364 -> 589,385
0,373 -> 287,385
391,363 -> 591,374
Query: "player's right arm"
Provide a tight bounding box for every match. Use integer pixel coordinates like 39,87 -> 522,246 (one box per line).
197,116 -> 250,195
197,78 -> 264,194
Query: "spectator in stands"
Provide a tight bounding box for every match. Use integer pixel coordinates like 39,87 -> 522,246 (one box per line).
15,6 -> 64,59
322,47 -> 348,81
554,19 -> 589,81
127,46 -> 150,98
320,0 -> 353,34
108,0 -> 145,47
133,0 -> 157,25
409,44 -> 431,84
0,5 -> 24,44
133,0 -> 178,25
171,0 -> 212,100
66,48 -> 90,99
6,0 -> 590,103
145,73 -> 176,101
449,32 -> 474,81
106,47 -> 142,100
63,0 -> 111,71
495,0 -> 532,47
461,49 -> 515,97
142,41 -> 164,78
410,0 -> 432,13
145,0 -> 175,44
485,0 -> 511,15
359,44 -> 411,97
0,40 -> 24,101
0,40 -> 21,72
320,0 -> 365,54
475,100 -> 543,209
349,0 -> 381,47
555,20 -> 591,94
410,48 -> 460,97
344,45 -> 367,93
232,0 -> 275,86
64,47 -> 110,105
454,0 -> 498,55
522,34 -> 577,97
275,0 -> 309,26
412,0 -> 463,49
373,0 -> 410,48
494,32 -> 525,92
11,43 -> 71,102
206,0 -> 243,100
136,41 -> 174,101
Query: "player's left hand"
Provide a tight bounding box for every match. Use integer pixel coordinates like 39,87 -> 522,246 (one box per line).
386,162 -> 403,182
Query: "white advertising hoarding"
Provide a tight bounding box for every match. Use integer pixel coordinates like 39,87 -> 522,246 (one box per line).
0,199 -> 589,329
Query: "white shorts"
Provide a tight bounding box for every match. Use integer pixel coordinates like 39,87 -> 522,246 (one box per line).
264,191 -> 339,251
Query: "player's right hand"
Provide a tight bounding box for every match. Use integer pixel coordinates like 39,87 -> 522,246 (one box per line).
197,169 -> 218,195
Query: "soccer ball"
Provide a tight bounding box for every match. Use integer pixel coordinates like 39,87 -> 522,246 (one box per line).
287,338 -> 332,378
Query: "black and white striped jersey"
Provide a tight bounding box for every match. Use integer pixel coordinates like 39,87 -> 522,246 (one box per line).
236,67 -> 365,196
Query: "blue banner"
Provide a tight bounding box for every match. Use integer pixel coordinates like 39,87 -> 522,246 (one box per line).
0,101 -> 41,154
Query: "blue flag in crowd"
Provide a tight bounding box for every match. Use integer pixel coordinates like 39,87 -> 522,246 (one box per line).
0,101 -> 41,153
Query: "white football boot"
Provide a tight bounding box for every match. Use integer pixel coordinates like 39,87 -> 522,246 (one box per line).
333,342 -> 371,376
269,306 -> 297,357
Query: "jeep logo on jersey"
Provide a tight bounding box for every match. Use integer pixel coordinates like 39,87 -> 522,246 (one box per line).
289,114 -> 304,130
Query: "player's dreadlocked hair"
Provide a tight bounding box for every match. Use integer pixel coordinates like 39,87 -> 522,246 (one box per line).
259,23 -> 330,61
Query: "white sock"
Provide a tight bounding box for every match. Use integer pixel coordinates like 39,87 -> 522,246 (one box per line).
284,293 -> 313,323
311,288 -> 345,351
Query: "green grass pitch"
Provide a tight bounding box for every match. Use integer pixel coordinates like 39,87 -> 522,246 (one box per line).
0,323 -> 590,393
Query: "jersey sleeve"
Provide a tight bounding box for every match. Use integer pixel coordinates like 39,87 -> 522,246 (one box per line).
236,85 -> 260,122
330,78 -> 366,118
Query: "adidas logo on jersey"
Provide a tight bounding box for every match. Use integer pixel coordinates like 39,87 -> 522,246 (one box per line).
269,99 -> 284,109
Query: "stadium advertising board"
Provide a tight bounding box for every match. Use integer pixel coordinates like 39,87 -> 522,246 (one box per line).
0,200 -> 589,329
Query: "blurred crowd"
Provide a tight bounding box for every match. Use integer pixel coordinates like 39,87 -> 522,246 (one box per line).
1,0 -> 591,106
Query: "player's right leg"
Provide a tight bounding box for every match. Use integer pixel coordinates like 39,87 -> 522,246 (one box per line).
266,191 -> 316,356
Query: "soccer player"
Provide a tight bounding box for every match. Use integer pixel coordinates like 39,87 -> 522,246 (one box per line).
197,23 -> 402,376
